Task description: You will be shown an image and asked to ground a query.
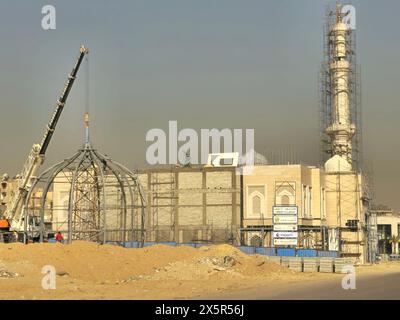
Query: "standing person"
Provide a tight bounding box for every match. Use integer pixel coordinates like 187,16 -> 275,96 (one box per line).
55,231 -> 64,243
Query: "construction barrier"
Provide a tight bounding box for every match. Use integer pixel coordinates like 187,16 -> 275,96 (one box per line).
303,258 -> 319,272
334,258 -> 353,273
67,240 -> 350,273
281,257 -> 290,268
318,250 -> 339,258
288,257 -> 303,272
103,241 -> 349,274
102,241 -> 339,260
178,243 -> 197,248
277,248 -> 296,257
117,241 -> 141,248
319,257 -> 334,273
255,247 -> 276,256
238,246 -> 256,255
159,242 -> 177,246
297,249 -> 317,257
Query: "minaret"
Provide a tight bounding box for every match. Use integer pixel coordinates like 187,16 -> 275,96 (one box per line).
324,3 -> 356,172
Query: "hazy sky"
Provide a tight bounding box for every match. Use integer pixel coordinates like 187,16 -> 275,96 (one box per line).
0,0 -> 399,210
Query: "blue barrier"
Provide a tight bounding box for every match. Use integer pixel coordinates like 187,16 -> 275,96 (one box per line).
143,242 -> 157,247
318,250 -> 339,258
277,248 -> 296,257
255,247 -> 276,256
159,242 -> 177,247
238,246 -> 256,254
297,249 -> 317,257
178,243 -> 197,248
193,243 -> 209,248
106,241 -> 339,259
124,242 -> 141,248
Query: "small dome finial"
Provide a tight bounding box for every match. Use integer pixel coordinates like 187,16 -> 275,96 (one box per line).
84,112 -> 90,147
84,112 -> 90,128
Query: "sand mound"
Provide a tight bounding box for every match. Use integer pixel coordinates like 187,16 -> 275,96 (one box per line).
0,241 -> 290,284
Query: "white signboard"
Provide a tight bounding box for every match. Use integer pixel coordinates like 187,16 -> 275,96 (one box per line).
273,224 -> 298,231
273,215 -> 298,224
273,232 -> 298,239
274,238 -> 298,246
273,206 -> 298,216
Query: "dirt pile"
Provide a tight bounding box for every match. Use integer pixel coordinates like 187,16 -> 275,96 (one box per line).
0,241 -> 396,300
0,241 -> 303,299
0,241 -> 289,283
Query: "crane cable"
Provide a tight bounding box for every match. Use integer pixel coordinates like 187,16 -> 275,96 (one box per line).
84,54 -> 90,146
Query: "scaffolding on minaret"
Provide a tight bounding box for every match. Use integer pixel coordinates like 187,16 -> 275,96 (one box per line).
319,2 -> 363,173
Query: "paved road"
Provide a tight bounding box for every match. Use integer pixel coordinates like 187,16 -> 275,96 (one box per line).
204,272 -> 400,300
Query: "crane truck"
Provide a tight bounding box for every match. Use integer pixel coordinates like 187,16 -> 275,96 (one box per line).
0,45 -> 88,242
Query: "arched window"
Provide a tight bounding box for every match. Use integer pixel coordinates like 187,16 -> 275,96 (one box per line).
247,188 -> 265,219
281,195 -> 290,206
276,189 -> 295,205
275,182 -> 296,206
253,195 -> 261,215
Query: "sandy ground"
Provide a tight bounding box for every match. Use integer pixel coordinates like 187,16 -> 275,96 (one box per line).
0,241 -> 398,300
206,264 -> 400,300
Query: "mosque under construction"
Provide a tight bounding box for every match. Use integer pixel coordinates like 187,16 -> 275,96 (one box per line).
0,3 -> 381,265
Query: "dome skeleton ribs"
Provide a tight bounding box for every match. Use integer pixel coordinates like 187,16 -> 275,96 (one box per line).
24,113 -> 147,244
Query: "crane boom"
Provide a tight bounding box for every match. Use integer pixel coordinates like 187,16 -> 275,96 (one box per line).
3,45 -> 88,230
40,45 -> 88,155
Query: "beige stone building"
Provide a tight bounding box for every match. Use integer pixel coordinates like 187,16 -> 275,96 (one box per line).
241,164 -> 367,262
242,165 -> 327,248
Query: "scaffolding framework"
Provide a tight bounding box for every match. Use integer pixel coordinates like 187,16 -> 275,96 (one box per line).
150,170 -> 177,242
319,3 -> 363,172
318,3 -> 376,263
140,166 -> 240,245
24,145 -> 147,244
325,171 -> 364,257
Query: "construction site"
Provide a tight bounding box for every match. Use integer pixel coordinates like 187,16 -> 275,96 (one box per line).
0,2 -> 399,300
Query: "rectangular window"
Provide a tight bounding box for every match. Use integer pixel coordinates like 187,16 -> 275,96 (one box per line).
321,188 -> 326,218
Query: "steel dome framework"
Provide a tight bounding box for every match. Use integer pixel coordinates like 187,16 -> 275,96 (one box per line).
24,144 -> 147,244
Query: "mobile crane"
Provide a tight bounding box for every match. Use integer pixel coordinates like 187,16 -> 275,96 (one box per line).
0,45 -> 88,242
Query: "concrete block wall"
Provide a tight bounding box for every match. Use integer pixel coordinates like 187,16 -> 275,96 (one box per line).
138,166 -> 240,244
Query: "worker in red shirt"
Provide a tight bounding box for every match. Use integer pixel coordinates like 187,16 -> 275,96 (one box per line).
55,231 -> 64,243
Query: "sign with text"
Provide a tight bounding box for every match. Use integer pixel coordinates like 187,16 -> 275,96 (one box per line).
273,231 -> 298,239
273,215 -> 298,224
273,206 -> 298,216
274,238 -> 298,246
273,224 -> 298,231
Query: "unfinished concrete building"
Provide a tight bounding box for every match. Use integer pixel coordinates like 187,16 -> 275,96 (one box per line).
137,166 -> 240,244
